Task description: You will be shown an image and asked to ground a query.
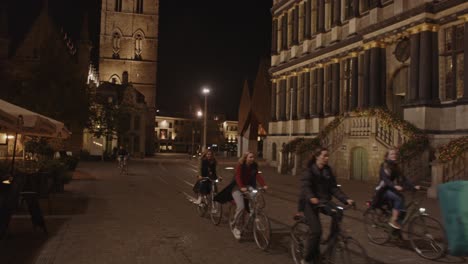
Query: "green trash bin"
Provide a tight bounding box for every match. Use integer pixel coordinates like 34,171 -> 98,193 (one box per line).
438,180 -> 468,256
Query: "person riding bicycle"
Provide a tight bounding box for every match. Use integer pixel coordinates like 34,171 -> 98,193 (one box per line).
300,147 -> 354,264
194,149 -> 221,204
213,151 -> 268,239
117,146 -> 129,166
373,148 -> 420,229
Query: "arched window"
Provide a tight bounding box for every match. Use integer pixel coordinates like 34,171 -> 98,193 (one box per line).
122,71 -> 129,84
112,31 -> 121,59
109,74 -> 121,84
134,31 -> 144,60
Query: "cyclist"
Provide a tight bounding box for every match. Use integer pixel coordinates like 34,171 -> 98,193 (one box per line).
300,147 -> 354,264
231,151 -> 268,239
373,148 -> 420,229
117,146 -> 129,168
294,158 -> 316,220
194,149 -> 221,204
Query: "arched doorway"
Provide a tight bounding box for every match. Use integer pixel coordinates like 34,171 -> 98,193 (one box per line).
389,66 -> 409,118
271,143 -> 277,161
351,147 -> 368,181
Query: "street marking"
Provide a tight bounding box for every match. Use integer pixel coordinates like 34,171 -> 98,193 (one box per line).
158,163 -> 168,172
182,191 -> 197,203
183,180 -> 194,187
155,174 -> 169,184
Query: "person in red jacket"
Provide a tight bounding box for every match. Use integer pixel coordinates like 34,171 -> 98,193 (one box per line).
231,151 -> 268,239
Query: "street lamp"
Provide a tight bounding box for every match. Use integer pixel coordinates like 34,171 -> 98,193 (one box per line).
202,87 -> 210,152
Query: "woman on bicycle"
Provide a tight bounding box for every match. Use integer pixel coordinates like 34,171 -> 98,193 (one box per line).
374,148 -> 420,229
232,151 -> 267,223
300,147 -> 353,264
194,149 -> 220,204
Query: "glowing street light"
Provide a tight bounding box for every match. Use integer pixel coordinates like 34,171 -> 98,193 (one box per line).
201,87 -> 210,152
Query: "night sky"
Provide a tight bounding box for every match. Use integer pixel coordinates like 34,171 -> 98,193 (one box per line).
156,0 -> 273,120
4,0 -> 273,121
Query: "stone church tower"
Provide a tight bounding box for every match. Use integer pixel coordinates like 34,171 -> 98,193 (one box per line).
99,0 -> 159,155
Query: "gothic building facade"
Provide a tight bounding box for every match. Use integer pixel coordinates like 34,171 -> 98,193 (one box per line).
98,0 -> 159,155
266,0 -> 468,182
0,1 -> 92,154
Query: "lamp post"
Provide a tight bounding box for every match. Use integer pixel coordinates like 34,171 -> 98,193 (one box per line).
202,87 -> 210,152
192,110 -> 203,155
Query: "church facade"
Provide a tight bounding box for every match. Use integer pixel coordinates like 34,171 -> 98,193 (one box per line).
98,0 -> 159,155
266,0 -> 468,183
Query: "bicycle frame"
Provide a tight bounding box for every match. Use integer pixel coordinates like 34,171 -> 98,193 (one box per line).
371,191 -> 428,232
237,188 -> 263,230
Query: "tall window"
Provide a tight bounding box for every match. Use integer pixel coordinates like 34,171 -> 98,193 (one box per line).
325,0 -> 332,31
344,0 -> 355,20
115,0 -> 122,12
272,143 -> 277,161
342,59 -> 352,112
112,31 -> 121,59
134,32 -> 143,60
299,3 -> 304,42
311,0 -> 318,34
443,24 -> 465,100
361,0 -> 374,13
136,0 -> 143,13
134,115 -> 141,130
325,65 -> 333,114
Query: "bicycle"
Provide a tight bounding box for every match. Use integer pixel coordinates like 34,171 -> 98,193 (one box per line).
196,177 -> 223,225
363,190 -> 446,260
117,155 -> 128,175
290,202 -> 370,264
229,186 -> 271,251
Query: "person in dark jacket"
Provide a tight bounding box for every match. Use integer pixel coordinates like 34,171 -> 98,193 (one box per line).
374,148 -> 420,229
300,147 -> 354,264
194,149 -> 220,204
294,156 -> 316,219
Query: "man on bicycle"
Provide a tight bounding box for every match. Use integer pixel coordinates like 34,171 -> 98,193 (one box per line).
117,146 -> 129,167
300,147 -> 354,264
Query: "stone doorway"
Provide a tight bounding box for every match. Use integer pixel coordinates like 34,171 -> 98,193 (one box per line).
389,66 -> 409,118
351,147 -> 368,181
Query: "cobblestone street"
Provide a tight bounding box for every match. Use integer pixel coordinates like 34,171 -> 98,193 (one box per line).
1,154 -> 465,264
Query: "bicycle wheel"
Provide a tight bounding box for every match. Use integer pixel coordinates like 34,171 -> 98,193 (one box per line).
363,208 -> 391,245
209,194 -> 223,225
335,237 -> 370,264
323,240 -> 347,264
290,221 -> 309,264
196,196 -> 208,217
408,215 -> 446,260
253,212 -> 271,251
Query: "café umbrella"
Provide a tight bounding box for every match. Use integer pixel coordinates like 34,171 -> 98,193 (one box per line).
0,99 -> 71,183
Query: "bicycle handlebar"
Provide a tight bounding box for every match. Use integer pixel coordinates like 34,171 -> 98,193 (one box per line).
315,201 -> 356,211
199,177 -> 221,183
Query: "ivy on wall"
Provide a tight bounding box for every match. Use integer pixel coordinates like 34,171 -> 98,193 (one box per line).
438,136 -> 468,163
281,108 -> 429,160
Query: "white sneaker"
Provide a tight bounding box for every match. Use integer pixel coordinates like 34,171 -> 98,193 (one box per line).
233,228 -> 241,240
